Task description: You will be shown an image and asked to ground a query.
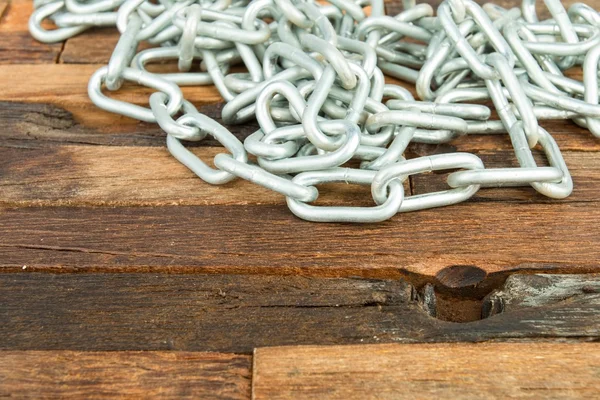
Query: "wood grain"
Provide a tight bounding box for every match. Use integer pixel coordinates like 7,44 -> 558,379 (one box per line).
1,67 -> 598,152
252,342 -> 600,400
0,1 -> 8,20
411,149 -> 600,203
4,0 -> 600,397
1,273 -> 598,353
0,101 -> 256,148
0,0 -> 63,64
1,204 -> 599,278
1,145 -> 597,206
483,273 -> 600,317
0,351 -> 251,399
0,273 -> 427,352
0,144 -> 410,206
0,64 -> 223,129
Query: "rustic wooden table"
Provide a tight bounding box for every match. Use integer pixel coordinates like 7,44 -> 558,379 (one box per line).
0,0 -> 599,398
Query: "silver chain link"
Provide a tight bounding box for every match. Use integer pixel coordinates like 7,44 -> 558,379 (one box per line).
29,0 -> 600,222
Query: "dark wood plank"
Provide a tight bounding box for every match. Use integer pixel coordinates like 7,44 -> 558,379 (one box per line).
0,273 -> 426,352
0,351 -> 251,399
253,342 -> 600,400
1,99 -> 597,156
483,273 -> 600,317
0,273 -> 598,353
0,101 -> 254,148
0,0 -> 63,64
0,204 -> 599,278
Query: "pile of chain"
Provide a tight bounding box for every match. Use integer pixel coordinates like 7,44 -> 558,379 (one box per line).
30,0 -> 600,222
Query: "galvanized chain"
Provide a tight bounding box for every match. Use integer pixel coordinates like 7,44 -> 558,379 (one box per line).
30,0 -> 600,222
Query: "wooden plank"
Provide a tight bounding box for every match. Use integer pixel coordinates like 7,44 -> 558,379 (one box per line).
0,204 -> 599,277
483,273 -> 600,317
0,351 -> 251,399
0,0 -> 63,64
0,273 -> 598,353
0,64 -> 223,130
1,104 -> 596,154
0,101 -> 251,148
411,149 -> 600,203
61,28 -> 153,64
0,1 -> 8,20
0,145 -> 412,207
385,0 -> 585,18
252,342 -> 600,400
1,64 -> 598,151
2,99 -> 597,155
0,273 -> 428,352
0,145 -> 595,206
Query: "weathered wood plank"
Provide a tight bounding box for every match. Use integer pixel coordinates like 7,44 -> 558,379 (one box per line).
0,101 -> 253,148
252,342 -> 600,400
0,273 -> 429,352
0,273 -> 598,353
2,99 -> 598,156
0,145 -> 411,206
1,64 -> 598,151
483,273 -> 600,317
385,0 -> 585,17
411,149 -> 600,203
9,144 -> 600,206
0,64 -> 223,130
0,1 -> 8,20
0,351 -> 251,399
0,0 -> 63,64
0,141 -> 592,205
0,204 -> 599,277
61,28 -> 153,64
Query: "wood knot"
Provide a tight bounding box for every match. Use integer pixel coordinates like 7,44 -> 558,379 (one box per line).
436,265 -> 487,289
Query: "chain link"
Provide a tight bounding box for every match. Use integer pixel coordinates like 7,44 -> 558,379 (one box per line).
29,0 -> 600,222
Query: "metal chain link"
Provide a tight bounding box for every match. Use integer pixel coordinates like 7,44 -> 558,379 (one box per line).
29,0 -> 600,222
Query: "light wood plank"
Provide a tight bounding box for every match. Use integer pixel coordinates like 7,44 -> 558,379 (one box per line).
0,145 -> 597,206
0,0 -> 62,64
1,64 -> 599,151
0,145 -> 409,206
0,350 -> 251,399
0,64 -> 222,129
253,342 -> 600,400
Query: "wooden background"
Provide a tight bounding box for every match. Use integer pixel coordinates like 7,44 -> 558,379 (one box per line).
0,0 -> 599,398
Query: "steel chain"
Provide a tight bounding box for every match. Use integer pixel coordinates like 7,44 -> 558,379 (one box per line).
29,0 -> 600,222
